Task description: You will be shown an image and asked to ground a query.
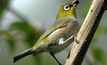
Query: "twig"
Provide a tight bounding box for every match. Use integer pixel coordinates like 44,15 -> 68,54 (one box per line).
64,0 -> 107,65
0,0 -> 28,22
0,0 -> 43,32
104,0 -> 107,10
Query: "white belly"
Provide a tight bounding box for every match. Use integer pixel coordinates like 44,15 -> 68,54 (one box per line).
48,37 -> 74,54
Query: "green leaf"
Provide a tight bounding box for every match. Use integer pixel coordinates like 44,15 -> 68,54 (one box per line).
0,31 -> 15,51
103,26 -> 107,34
92,26 -> 107,46
33,54 -> 42,65
92,48 -> 105,64
0,0 -> 10,19
92,26 -> 102,45
7,39 -> 15,51
0,6 -> 4,19
10,22 -> 41,47
26,34 -> 39,47
10,22 -> 37,34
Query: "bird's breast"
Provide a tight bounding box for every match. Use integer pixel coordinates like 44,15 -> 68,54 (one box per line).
48,21 -> 78,41
47,21 -> 78,53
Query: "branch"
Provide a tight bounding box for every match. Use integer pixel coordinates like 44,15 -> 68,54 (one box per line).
0,0 -> 43,32
65,0 -> 107,65
0,0 -> 29,22
104,0 -> 107,10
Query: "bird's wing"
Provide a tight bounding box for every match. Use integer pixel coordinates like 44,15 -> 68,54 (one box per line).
36,18 -> 71,43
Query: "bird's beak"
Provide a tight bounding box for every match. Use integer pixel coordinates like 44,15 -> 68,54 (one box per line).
72,0 -> 80,7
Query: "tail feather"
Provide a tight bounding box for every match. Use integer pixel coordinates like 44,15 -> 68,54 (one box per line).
13,48 -> 33,63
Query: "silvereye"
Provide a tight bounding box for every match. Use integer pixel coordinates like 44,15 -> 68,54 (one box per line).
13,0 -> 79,65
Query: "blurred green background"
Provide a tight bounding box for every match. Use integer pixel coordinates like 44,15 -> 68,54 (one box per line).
0,0 -> 107,65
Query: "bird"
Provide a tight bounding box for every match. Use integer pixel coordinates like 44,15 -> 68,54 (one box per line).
13,0 -> 79,65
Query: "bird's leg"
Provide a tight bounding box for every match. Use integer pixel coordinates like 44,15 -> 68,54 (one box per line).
59,34 -> 79,45
73,34 -> 79,43
33,54 -> 36,56
50,53 -> 62,65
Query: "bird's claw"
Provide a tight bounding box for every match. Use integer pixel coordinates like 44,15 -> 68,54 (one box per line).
73,34 -> 79,44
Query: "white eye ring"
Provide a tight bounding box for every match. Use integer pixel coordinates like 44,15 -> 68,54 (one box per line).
64,5 -> 70,11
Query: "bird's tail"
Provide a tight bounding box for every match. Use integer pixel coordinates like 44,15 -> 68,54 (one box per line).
13,48 -> 33,63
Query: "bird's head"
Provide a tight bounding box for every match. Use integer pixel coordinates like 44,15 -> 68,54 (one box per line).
56,0 -> 79,20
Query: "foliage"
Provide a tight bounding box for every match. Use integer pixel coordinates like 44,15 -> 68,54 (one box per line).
90,26 -> 107,65
9,22 -> 40,47
0,31 -> 15,51
0,0 -> 107,65
0,0 -> 10,19
0,1 -> 42,65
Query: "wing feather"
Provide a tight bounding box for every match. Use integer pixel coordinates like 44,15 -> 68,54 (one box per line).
36,18 -> 71,43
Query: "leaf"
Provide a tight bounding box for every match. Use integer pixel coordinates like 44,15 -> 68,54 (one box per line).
0,0 -> 10,19
10,22 -> 41,47
10,22 -> 37,34
26,34 -> 39,47
92,26 -> 107,45
0,31 -> 15,51
102,26 -> 107,34
92,26 -> 102,45
0,6 -> 4,19
33,54 -> 42,65
92,48 -> 105,64
7,39 -> 15,51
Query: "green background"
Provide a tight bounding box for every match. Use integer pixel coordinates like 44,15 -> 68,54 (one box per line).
0,0 -> 107,65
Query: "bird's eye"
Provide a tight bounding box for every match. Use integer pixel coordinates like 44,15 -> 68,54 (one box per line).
64,5 -> 70,11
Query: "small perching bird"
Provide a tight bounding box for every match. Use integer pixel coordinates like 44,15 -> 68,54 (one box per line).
13,0 -> 79,65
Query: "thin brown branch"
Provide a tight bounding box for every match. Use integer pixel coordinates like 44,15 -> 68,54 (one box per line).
105,0 -> 107,10
65,0 -> 107,65
0,0 -> 43,32
0,0 -> 28,22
